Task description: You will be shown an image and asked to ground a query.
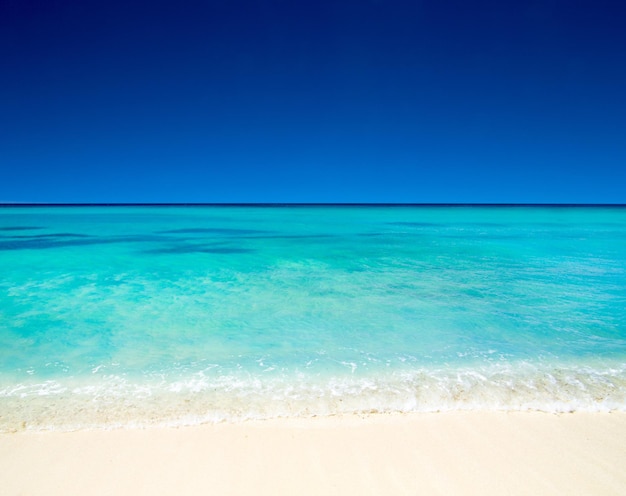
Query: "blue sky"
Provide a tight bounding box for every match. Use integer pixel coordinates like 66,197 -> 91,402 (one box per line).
1,0 -> 625,203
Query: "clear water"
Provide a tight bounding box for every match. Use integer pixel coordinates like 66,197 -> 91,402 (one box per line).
1,205 -> 625,431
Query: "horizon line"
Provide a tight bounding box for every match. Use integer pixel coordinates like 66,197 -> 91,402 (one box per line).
1,202 -> 626,207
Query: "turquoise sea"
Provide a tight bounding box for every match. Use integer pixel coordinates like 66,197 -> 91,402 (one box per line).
1,205 -> 625,431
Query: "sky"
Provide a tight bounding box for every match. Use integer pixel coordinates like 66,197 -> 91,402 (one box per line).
1,0 -> 625,203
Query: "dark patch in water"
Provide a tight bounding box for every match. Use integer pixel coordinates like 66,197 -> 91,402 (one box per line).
388,222 -> 510,228
155,229 -> 336,240
157,228 -> 270,235
248,234 -> 335,239
387,222 -> 442,227
205,247 -> 253,254
357,231 -> 425,238
5,233 -> 92,239
0,234 -> 172,251
0,226 -> 45,231
441,233 -> 525,240
145,245 -> 255,254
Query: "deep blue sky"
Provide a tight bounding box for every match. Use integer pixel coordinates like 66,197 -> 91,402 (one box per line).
1,0 -> 625,203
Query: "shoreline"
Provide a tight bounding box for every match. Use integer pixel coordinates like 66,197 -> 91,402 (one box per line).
2,411 -> 625,495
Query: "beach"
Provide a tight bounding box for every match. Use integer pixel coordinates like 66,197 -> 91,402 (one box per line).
2,206 -> 625,494
2,411 -> 626,495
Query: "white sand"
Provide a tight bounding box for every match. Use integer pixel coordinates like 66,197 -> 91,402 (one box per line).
1,411 -> 626,495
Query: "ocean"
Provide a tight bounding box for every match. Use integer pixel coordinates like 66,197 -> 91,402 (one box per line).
1,205 -> 625,431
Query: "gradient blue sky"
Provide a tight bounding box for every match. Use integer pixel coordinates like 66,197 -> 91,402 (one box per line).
1,0 -> 625,203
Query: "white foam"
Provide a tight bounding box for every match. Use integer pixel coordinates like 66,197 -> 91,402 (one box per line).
2,361 -> 626,432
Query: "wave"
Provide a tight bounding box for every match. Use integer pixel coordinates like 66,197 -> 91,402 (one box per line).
2,361 -> 625,432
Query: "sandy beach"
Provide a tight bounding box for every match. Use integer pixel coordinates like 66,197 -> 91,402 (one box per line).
1,411 -> 625,495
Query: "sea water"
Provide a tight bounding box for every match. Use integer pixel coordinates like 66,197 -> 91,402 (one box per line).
1,205 -> 625,431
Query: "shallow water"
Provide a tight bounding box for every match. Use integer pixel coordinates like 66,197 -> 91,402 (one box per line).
1,205 -> 625,430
